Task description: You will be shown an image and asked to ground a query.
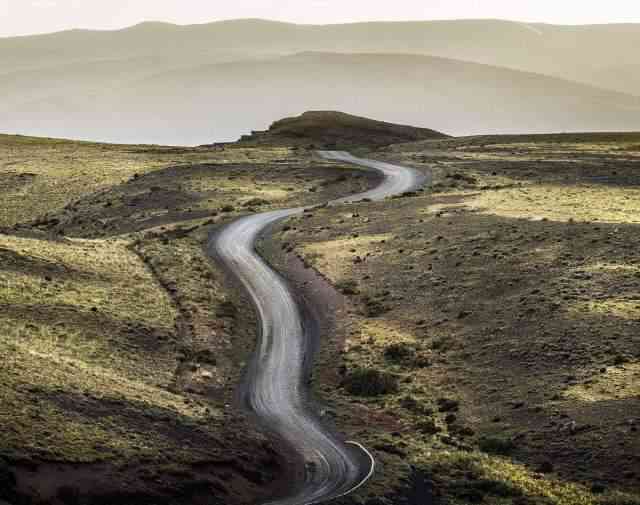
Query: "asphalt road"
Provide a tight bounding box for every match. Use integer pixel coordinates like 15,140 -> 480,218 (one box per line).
210,151 -> 425,505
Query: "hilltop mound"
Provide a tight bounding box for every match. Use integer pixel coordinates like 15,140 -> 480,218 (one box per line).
239,111 -> 449,148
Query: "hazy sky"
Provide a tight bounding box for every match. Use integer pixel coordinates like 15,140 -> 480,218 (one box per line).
2,0 -> 640,37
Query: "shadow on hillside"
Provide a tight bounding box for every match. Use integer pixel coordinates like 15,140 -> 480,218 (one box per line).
0,247 -> 111,283
0,302 -> 175,357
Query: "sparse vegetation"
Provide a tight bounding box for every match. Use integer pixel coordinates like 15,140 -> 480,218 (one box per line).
342,368 -> 399,397
0,135 -> 286,228
3,116 -> 640,505
0,133 -> 375,504
383,342 -> 416,364
274,133 -> 640,505
478,436 -> 517,456
241,111 -> 448,149
335,279 -> 360,295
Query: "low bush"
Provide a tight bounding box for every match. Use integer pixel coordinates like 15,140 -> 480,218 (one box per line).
361,295 -> 390,317
343,368 -> 399,397
242,198 -> 270,207
384,342 -> 416,364
478,435 -> 517,456
450,478 -> 522,501
335,279 -> 359,295
399,395 -> 434,415
416,419 -> 441,435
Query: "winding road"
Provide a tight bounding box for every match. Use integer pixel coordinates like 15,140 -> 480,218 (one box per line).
209,151 -> 425,505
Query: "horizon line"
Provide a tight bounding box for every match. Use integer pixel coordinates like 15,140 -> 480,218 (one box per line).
3,16 -> 640,39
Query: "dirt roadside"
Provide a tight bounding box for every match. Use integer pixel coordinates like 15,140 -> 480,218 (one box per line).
265,135 -> 640,505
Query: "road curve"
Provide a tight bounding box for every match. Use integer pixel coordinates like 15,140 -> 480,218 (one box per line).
209,151 -> 425,505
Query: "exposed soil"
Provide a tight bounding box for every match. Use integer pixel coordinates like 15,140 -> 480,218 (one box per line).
268,136 -> 640,504
238,111 -> 449,149
0,137 -> 379,505
3,127 -> 640,505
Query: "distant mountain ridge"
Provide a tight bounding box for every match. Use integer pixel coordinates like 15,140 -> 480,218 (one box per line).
2,19 -> 640,145
2,18 -> 639,95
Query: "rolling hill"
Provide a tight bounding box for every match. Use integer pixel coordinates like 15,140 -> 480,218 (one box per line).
2,18 -> 640,92
238,110 -> 449,148
2,52 -> 640,145
2,19 -> 640,144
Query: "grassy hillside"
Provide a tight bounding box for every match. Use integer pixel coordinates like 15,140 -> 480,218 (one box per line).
269,132 -> 640,505
0,132 -> 376,504
2,114 -> 640,504
3,52 -> 640,145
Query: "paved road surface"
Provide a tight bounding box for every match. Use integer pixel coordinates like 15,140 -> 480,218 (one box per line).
210,151 -> 425,504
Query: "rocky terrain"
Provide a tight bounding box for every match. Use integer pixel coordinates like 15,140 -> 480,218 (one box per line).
265,132 -> 640,505
0,122 -> 377,504
1,114 -> 639,504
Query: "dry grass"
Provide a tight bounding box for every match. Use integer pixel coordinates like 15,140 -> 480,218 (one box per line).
565,363 -> 640,403
5,128 -> 639,503
301,233 -> 392,282
467,184 -> 640,224
279,134 -> 640,504
407,446 -> 613,505
0,133 -> 379,503
131,228 -> 262,401
0,233 -> 197,461
0,234 -> 176,329
0,133 -> 296,227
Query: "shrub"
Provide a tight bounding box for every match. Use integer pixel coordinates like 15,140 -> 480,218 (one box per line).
416,419 -> 441,435
195,349 -> 217,366
478,435 -> 516,456
242,198 -> 269,207
361,295 -> 389,317
432,336 -> 454,352
450,478 -> 522,501
335,279 -> 359,295
400,395 -> 433,415
343,368 -> 399,397
413,355 -> 432,368
437,397 -> 460,413
215,300 -> 236,318
384,342 -> 416,364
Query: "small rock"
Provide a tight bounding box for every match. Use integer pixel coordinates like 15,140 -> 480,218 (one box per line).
416,420 -> 441,435
437,398 -> 460,412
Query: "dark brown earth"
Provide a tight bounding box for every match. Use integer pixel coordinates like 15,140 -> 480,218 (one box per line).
238,111 -> 449,149
265,135 -> 640,505
3,124 -> 640,505
0,139 -> 379,505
